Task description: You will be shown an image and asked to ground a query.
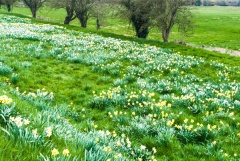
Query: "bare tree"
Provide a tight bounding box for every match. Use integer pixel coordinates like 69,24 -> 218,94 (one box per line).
74,0 -> 96,28
0,0 -> 17,12
64,0 -> 77,24
91,0 -> 109,30
152,0 -> 193,42
119,0 -> 152,38
23,0 -> 47,18
202,0 -> 211,6
49,0 -> 97,28
49,0 -> 77,24
195,0 -> 202,6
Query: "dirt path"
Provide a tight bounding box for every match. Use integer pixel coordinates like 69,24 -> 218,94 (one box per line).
203,46 -> 240,57
186,43 -> 240,57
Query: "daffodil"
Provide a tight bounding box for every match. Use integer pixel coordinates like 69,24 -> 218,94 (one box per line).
45,127 -> 52,137
0,95 -> 12,104
62,149 -> 70,156
23,119 -> 30,125
140,145 -> 146,150
32,129 -> 37,135
116,141 -> 121,147
95,138 -> 99,143
152,147 -> 157,154
52,148 -> 59,156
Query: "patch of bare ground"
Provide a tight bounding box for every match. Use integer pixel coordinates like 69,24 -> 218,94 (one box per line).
203,46 -> 240,57
175,41 -> 240,57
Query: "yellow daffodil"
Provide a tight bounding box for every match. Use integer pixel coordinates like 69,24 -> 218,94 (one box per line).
32,129 -> 37,135
95,138 -> 99,143
0,95 -> 12,104
62,149 -> 70,156
45,127 -> 52,137
52,148 -> 59,156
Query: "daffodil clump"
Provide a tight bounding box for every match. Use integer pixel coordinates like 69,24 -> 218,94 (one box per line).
0,95 -> 12,104
12,87 -> 54,102
0,62 -> 13,76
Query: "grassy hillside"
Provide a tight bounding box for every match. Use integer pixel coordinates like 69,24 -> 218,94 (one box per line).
0,14 -> 239,160
3,6 -> 240,51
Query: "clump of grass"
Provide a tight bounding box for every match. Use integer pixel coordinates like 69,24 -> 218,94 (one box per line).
11,73 -> 20,84
0,62 -> 13,75
21,61 -> 32,68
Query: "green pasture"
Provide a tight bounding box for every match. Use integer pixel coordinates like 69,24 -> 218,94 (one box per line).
3,6 -> 240,50
185,6 -> 240,50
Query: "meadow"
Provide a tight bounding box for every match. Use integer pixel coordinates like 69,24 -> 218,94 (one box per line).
5,6 -> 240,51
0,8 -> 239,161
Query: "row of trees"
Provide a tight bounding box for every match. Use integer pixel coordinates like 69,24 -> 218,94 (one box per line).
0,0 -> 17,12
1,0 -> 195,42
195,0 -> 240,6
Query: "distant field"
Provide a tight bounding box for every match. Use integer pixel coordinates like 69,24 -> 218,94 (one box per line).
181,6 -> 240,50
4,6 -> 240,51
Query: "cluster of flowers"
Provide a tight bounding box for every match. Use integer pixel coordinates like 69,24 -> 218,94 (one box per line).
9,116 -> 30,127
0,95 -> 12,104
51,148 -> 70,157
14,87 -> 54,102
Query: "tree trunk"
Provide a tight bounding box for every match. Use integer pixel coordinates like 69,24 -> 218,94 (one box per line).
96,18 -> 100,30
131,14 -> 149,39
31,8 -> 37,18
162,28 -> 170,42
64,6 -> 74,25
162,11 -> 176,42
32,11 -> 36,18
64,16 -> 71,25
7,4 -> 11,12
135,25 -> 149,38
77,13 -> 88,28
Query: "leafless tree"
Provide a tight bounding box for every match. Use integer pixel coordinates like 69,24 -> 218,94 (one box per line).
116,0 -> 194,41
49,0 -> 77,24
119,0 -> 152,38
90,0 -> 109,29
49,0 -> 99,28
23,0 -> 47,18
0,0 -> 17,12
152,0 -> 193,42
74,0 -> 96,28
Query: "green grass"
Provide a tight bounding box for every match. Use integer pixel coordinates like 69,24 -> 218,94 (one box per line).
1,6 -> 240,68
0,10 -> 239,161
181,6 -> 240,50
4,6 -> 240,51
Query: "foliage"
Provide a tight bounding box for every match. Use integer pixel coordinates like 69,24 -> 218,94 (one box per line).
151,0 -> 194,42
120,0 -> 151,38
23,0 -> 47,18
0,0 -> 17,12
49,0 -> 98,27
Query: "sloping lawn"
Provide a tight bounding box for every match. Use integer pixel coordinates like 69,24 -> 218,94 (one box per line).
0,14 -> 239,160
